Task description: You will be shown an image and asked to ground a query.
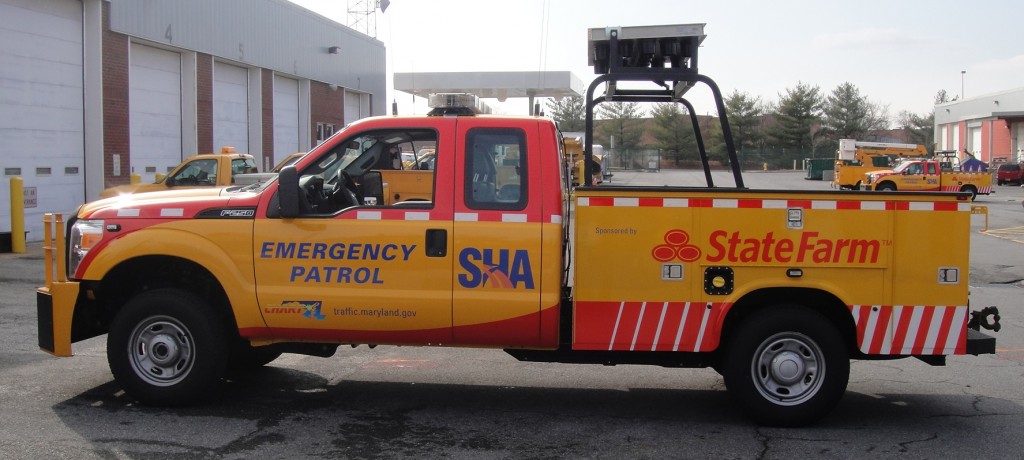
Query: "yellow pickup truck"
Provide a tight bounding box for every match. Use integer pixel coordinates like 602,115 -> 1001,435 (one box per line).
863,159 -> 992,201
98,149 -> 259,198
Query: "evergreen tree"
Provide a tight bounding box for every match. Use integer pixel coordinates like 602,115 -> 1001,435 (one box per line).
821,82 -> 890,142
596,101 -> 645,152
649,103 -> 695,165
897,110 -> 935,153
719,90 -> 768,153
769,82 -> 823,161
546,95 -> 585,132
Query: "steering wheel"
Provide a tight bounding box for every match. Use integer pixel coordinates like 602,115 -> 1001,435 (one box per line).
329,170 -> 360,209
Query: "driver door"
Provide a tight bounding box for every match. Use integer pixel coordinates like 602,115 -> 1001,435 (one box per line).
252,120 -> 456,344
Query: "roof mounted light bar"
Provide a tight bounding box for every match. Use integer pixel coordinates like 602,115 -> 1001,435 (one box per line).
426,93 -> 492,116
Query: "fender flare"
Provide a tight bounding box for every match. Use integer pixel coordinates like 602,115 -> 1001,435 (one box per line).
81,226 -> 261,328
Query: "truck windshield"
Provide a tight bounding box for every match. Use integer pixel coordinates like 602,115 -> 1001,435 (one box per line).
892,162 -> 912,173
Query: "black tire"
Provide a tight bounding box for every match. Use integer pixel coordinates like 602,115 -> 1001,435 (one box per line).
722,305 -> 849,427
876,182 -> 896,192
107,288 -> 228,406
960,185 -> 977,201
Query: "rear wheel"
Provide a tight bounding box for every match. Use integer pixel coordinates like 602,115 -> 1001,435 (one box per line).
722,305 -> 849,426
107,288 -> 227,406
960,185 -> 978,201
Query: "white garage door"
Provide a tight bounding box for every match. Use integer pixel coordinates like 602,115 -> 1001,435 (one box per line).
0,0 -> 83,239
129,43 -> 181,183
344,90 -> 370,125
969,127 -> 982,160
213,62 -> 249,154
272,75 -> 300,169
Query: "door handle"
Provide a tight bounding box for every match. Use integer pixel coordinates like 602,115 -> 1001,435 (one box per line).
425,229 -> 447,257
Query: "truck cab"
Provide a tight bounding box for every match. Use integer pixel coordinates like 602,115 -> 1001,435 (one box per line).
99,148 -> 259,198
262,104 -> 567,347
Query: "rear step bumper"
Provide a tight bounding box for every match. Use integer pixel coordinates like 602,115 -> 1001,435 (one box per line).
966,329 -> 996,355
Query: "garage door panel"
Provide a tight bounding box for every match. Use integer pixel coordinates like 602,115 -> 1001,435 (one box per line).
0,105 -> 82,130
0,0 -> 84,239
0,76 -> 83,109
130,44 -> 182,182
272,75 -> 299,164
213,62 -> 249,153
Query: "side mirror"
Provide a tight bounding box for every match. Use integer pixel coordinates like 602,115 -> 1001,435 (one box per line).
278,165 -> 300,218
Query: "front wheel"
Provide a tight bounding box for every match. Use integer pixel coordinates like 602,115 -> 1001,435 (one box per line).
107,288 -> 228,406
722,305 -> 849,426
876,182 -> 896,192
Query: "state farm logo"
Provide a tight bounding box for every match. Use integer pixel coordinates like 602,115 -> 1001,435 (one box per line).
652,229 -> 701,262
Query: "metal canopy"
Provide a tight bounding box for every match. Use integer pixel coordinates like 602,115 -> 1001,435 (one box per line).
394,71 -> 585,114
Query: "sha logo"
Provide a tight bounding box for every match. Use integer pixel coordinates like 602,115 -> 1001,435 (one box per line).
652,229 -> 702,262
264,300 -> 326,320
458,248 -> 535,289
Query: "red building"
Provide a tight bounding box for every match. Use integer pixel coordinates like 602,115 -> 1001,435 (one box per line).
934,87 -> 1024,164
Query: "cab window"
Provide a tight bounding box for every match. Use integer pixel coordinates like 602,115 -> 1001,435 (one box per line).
289,128 -> 438,215
232,158 -> 258,176
171,159 -> 217,185
464,128 -> 527,210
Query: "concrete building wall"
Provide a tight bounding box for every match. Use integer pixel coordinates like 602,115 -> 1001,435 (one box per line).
0,0 -> 386,243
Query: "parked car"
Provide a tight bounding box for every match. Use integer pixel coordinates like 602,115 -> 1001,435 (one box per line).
996,163 -> 1023,185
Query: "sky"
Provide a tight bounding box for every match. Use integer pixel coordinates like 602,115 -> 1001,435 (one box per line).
288,0 -> 1024,120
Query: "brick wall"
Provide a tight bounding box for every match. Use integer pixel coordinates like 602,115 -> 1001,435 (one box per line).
196,54 -> 213,153
992,119 -> 1011,162
101,2 -> 129,188
310,81 -> 345,143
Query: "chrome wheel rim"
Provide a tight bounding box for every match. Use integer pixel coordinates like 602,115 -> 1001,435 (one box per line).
128,315 -> 195,387
751,332 -> 825,406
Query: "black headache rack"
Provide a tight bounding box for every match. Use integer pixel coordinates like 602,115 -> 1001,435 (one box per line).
583,24 -> 744,189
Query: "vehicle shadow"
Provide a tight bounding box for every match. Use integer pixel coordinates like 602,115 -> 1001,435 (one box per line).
50,364 -> 1023,458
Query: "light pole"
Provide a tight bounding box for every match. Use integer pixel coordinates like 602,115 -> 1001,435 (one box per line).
961,70 -> 966,99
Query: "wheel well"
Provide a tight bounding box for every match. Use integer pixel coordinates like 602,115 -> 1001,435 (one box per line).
721,287 -> 857,354
81,256 -> 237,338
877,181 -> 896,190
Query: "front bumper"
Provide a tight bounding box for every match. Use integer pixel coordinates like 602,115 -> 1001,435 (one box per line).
37,282 -> 80,357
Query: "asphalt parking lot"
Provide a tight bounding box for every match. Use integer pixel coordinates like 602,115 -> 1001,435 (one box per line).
1,170 -> 1021,459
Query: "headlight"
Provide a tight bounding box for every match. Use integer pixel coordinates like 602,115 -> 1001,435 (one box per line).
69,219 -> 104,277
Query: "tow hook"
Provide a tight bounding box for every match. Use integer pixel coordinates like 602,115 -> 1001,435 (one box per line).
968,306 -> 1001,332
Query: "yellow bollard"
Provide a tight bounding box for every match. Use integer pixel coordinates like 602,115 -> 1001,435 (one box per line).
155,172 -> 165,182
130,172 -> 141,184
10,176 -> 25,253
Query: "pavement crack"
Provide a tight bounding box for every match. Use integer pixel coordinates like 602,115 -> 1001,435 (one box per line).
897,433 -> 938,452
